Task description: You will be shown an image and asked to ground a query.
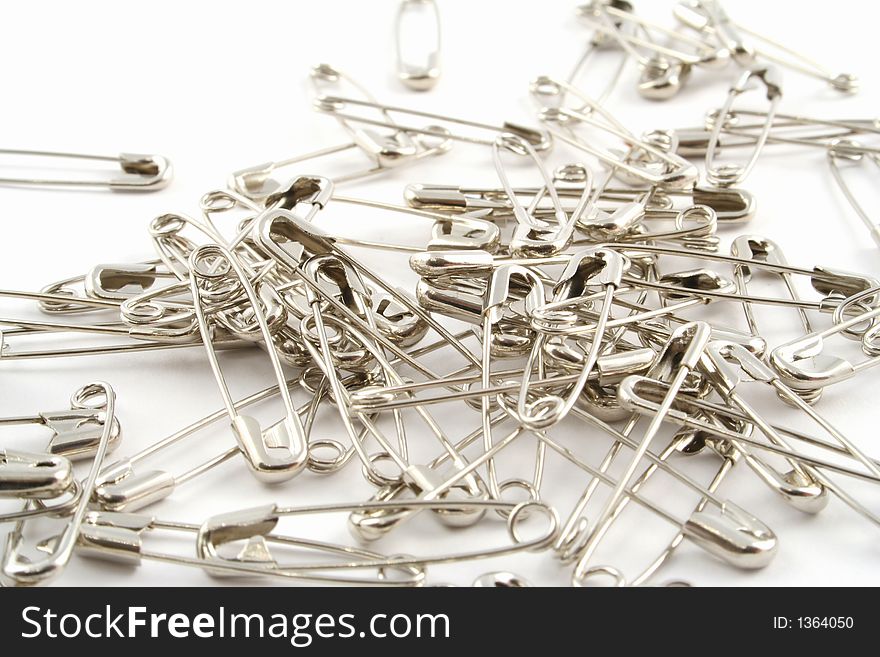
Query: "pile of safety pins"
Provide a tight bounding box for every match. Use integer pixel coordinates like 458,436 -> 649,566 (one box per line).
3,0 -> 880,587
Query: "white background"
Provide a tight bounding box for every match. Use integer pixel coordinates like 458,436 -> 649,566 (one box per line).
2,0 -> 879,586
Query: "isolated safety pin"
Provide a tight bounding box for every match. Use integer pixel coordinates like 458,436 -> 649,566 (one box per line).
674,0 -> 858,92
828,140 -> 880,248
395,0 -> 441,91
1,383 -> 116,586
705,65 -> 782,187
189,244 -> 308,483
0,149 -> 171,191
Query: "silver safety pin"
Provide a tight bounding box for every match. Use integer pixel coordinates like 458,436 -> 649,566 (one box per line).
828,140 -> 880,248
76,508 -> 425,586
0,150 -> 171,191
188,244 -> 308,483
314,94 -> 553,152
674,0 -> 858,92
395,0 -> 441,91
705,65 -> 782,187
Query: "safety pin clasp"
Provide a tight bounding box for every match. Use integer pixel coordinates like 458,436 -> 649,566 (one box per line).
231,416 -> 309,484
0,450 -> 73,499
682,501 -> 777,569
93,459 -> 177,512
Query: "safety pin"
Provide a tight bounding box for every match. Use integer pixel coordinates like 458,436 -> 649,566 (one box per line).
189,244 -> 308,483
76,508 -> 424,586
1,262 -> 171,316
478,266 -> 547,500
229,136 -> 452,202
531,76 -> 697,188
617,375 -> 880,485
0,327 -> 249,361
0,149 -> 171,191
562,2 -> 632,108
828,140 -> 880,248
93,378 -> 333,511
600,243 -> 880,313
0,387 -> 122,461
705,65 -> 782,187
310,63 -> 425,167
404,180 -> 756,224
2,383 -> 116,586
347,347 -> 656,414
730,235 -> 812,337
674,111 -> 880,157
395,0 -> 441,91
313,94 -> 553,152
517,249 -> 627,430
674,0 -> 858,92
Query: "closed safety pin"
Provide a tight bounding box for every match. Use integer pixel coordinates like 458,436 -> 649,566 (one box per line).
730,235 -> 812,337
93,379 -> 336,512
395,0 -> 441,91
828,140 -> 880,248
2,383 -> 116,586
674,0 -> 858,92
480,265 -> 547,500
76,508 -> 424,586
189,244 -> 308,483
705,65 -> 782,187
313,95 -> 552,152
0,149 -> 171,191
